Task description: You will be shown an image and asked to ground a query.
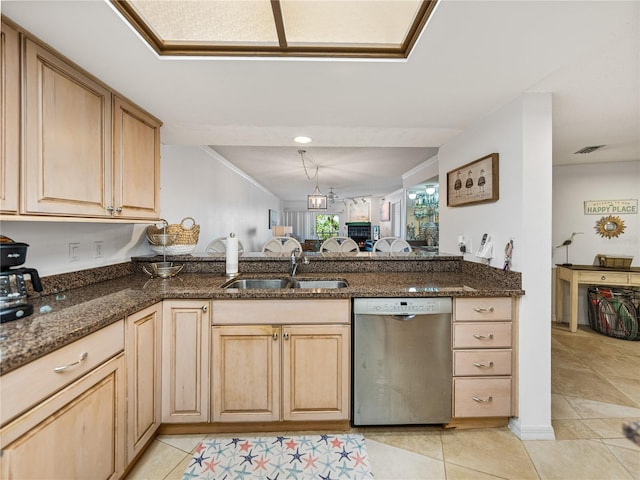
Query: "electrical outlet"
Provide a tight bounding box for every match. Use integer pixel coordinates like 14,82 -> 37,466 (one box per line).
94,241 -> 104,259
69,242 -> 80,262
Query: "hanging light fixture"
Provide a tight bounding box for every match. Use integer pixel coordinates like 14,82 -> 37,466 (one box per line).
299,149 -> 327,210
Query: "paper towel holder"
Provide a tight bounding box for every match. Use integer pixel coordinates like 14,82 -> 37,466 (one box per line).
225,232 -> 240,278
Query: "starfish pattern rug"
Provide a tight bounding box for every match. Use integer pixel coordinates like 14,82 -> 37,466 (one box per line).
182,433 -> 375,480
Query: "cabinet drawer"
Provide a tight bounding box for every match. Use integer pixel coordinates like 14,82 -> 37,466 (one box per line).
453,322 -> 512,348
453,350 -> 512,376
212,299 -> 350,325
455,298 -> 512,321
0,320 -> 124,426
579,272 -> 629,285
453,377 -> 512,417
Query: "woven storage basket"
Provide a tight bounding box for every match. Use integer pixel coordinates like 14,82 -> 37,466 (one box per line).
147,217 -> 200,255
587,286 -> 640,341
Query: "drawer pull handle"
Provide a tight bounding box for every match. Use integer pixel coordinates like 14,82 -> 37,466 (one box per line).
473,361 -> 494,368
54,352 -> 88,373
473,334 -> 494,340
472,395 -> 493,403
473,307 -> 495,313
601,275 -> 606,281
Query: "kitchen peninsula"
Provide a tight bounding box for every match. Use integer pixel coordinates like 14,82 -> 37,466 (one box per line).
0,253 -> 523,478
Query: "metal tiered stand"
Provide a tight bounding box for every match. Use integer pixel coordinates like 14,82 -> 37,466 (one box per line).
144,227 -> 184,278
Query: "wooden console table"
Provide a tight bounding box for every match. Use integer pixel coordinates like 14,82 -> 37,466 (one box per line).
555,264 -> 640,332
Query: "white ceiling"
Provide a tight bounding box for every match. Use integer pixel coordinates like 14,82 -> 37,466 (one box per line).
3,1 -> 639,202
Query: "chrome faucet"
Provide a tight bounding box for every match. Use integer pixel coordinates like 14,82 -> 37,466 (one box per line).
290,248 -> 308,276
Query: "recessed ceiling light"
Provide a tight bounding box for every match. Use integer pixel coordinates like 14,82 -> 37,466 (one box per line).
294,136 -> 312,144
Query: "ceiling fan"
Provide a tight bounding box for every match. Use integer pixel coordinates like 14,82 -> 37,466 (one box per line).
327,187 -> 340,205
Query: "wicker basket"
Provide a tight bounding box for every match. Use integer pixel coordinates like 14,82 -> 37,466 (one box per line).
596,254 -> 633,268
587,286 -> 640,340
146,217 -> 199,255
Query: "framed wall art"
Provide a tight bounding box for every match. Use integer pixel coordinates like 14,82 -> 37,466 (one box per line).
268,209 -> 278,229
379,201 -> 390,222
446,153 -> 499,207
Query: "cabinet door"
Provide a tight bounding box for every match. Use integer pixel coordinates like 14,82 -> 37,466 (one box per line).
282,324 -> 350,421
22,37 -> 112,216
126,303 -> 161,461
162,300 -> 210,423
211,325 -> 280,422
113,96 -> 161,219
0,21 -> 20,214
0,354 -> 126,480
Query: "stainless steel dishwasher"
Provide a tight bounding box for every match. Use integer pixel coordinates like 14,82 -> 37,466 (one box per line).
353,297 -> 452,426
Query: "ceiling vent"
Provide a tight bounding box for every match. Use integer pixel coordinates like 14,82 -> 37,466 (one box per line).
574,145 -> 606,154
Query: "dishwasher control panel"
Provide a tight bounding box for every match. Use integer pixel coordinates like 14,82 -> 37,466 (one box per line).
353,297 -> 452,315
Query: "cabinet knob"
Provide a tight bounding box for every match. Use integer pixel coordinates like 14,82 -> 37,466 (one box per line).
106,206 -> 114,212
283,332 -> 290,340
115,206 -> 123,213
201,305 -> 208,312
273,332 -> 278,340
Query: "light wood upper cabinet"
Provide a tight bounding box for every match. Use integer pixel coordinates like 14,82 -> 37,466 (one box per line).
113,96 -> 160,219
162,300 -> 211,423
0,21 -> 21,214
15,26 -> 161,221
22,37 -> 113,217
126,303 -> 162,462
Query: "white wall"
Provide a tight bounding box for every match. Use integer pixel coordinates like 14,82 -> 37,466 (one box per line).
160,146 -> 281,253
553,161 -> 639,266
439,93 -> 555,440
553,160 -> 640,324
1,145 -> 282,276
0,221 -> 149,277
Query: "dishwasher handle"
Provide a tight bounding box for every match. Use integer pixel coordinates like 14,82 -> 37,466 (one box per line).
391,314 -> 417,321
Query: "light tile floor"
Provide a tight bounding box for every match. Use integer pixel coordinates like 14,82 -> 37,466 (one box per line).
126,324 -> 639,480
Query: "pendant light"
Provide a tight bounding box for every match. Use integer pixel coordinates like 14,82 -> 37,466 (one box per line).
299,149 -> 327,210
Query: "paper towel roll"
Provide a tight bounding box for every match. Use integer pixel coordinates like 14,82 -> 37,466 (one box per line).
226,233 -> 238,275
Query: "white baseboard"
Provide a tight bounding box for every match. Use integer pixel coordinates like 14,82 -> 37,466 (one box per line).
509,417 -> 556,440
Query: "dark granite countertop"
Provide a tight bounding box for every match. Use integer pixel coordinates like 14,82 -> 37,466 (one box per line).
0,260 -> 523,375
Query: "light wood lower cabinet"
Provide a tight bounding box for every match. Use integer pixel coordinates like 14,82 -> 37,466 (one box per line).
452,297 -> 516,419
162,300 -> 211,423
126,303 -> 162,461
211,299 -> 351,423
211,325 -> 281,422
0,353 -> 126,480
281,324 -> 350,421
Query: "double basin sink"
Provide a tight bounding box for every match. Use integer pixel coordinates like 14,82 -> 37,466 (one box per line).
222,277 -> 348,290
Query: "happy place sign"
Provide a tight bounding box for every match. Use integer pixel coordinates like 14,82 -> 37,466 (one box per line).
584,199 -> 638,215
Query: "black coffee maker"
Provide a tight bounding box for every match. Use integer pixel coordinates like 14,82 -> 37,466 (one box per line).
0,236 -> 43,322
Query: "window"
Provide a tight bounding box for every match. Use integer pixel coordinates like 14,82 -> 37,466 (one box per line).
316,214 -> 339,240
111,0 -> 438,59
